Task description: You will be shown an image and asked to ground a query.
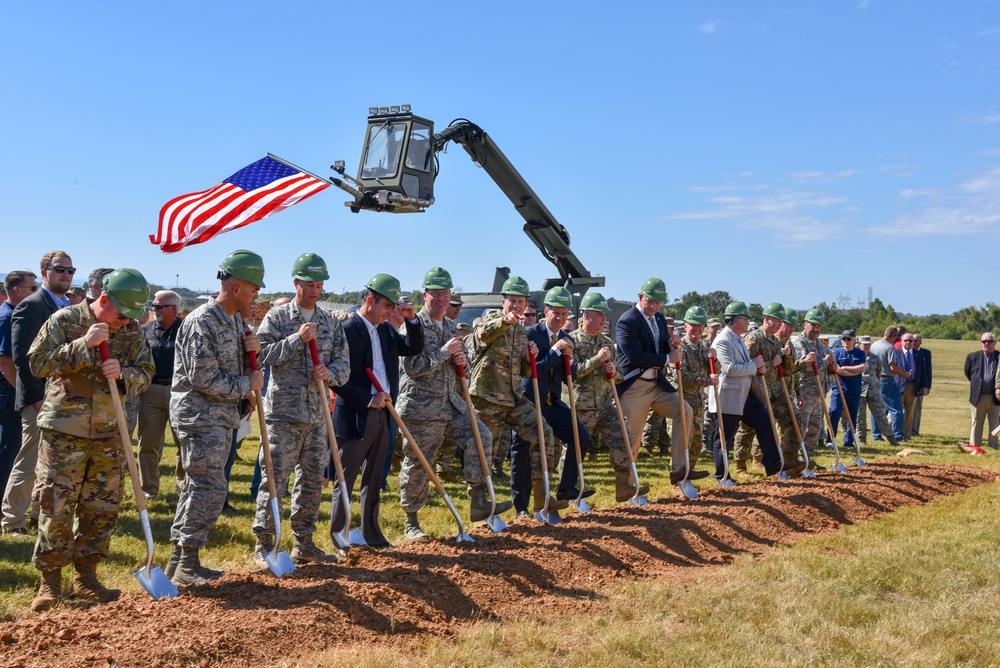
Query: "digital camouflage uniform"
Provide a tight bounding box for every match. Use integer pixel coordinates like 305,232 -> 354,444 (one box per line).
677,335 -> 713,465
28,303 -> 154,569
857,349 -> 895,444
564,327 -> 632,471
397,309 -> 491,513
792,332 -> 831,456
734,329 -> 798,463
469,310 -> 553,479
169,300 -> 252,548
252,301 -> 350,543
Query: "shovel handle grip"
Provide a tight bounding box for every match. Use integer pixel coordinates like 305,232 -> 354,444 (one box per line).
365,368 -> 385,394
563,353 -> 572,376
709,356 -> 717,375
606,368 -> 614,379
529,351 -> 538,379
99,341 -> 110,363
777,363 -> 786,379
811,360 -> 819,376
243,329 -> 260,372
456,363 -> 466,379
755,350 -> 765,375
675,360 -> 681,372
308,339 -> 321,367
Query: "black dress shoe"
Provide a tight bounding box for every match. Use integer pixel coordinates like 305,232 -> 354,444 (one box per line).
556,488 -> 596,501
368,541 -> 393,550
671,468 -> 710,483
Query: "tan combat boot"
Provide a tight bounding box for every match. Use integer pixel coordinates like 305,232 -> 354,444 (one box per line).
469,485 -> 513,522
72,556 -> 120,603
614,471 -> 650,502
31,568 -> 62,613
532,478 -> 568,512
290,535 -> 337,564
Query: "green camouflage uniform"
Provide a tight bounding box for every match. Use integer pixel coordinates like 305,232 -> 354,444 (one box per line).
169,300 -> 252,548
469,310 -> 553,476
564,328 -> 632,471
677,335 -> 713,465
28,302 -> 153,570
397,309 -> 492,513
735,329 -> 798,463
252,301 -> 350,542
791,332 -> 831,455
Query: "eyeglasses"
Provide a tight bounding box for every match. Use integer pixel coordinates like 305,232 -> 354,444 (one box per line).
17,285 -> 38,293
151,304 -> 175,310
47,266 -> 76,275
983,340 -> 996,344
524,312 -> 537,318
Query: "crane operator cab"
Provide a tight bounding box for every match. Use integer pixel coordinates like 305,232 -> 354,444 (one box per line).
331,105 -> 435,213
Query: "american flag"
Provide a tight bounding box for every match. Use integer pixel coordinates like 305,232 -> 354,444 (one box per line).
150,155 -> 330,253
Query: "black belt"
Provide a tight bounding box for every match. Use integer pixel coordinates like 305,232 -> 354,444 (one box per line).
151,379 -> 172,386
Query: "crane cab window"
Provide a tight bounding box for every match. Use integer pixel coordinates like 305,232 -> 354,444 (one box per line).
361,121 -> 406,179
404,122 -> 433,173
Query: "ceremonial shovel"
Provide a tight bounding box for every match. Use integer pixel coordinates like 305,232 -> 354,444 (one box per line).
245,339 -> 296,578
608,369 -> 648,505
99,342 -> 177,600
672,361 -> 699,499
528,352 -> 561,525
776,364 -> 816,479
831,372 -> 867,467
308,341 -> 362,549
456,363 -> 506,532
365,369 -> 474,542
709,357 -> 736,488
812,361 -> 849,473
563,355 -> 592,513
754,352 -> 788,480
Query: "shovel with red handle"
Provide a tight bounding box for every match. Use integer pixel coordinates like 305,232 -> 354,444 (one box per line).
365,369 -> 474,542
776,364 -> 816,479
812,360 -> 848,473
528,352 -> 560,525
672,361 -> 698,499
99,343 -> 178,600
831,371 -> 867,467
245,338 -> 296,577
754,352 -> 788,480
456,363 -> 507,532
308,340 -> 362,549
709,357 -> 736,488
563,355 -> 592,513
607,367 -> 648,505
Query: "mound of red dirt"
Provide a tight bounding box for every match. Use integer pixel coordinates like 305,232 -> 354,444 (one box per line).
1,461 -> 994,668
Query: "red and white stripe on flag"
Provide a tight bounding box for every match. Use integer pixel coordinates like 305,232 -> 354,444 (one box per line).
150,156 -> 329,253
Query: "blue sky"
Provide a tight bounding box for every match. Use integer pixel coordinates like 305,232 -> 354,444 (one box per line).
2,2 -> 998,315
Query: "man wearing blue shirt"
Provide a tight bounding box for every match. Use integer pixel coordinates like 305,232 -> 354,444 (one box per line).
829,330 -> 866,449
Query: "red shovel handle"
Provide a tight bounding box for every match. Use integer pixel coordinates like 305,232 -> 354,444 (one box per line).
456,362 -> 466,379
99,341 -> 110,363
563,354 -> 572,376
755,350 -> 765,375
308,339 -> 321,367
242,328 -> 260,372
777,363 -> 786,379
529,351 -> 538,378
675,360 -> 681,372
606,368 -> 614,379
709,356 -> 717,375
811,360 -> 819,376
365,368 -> 385,394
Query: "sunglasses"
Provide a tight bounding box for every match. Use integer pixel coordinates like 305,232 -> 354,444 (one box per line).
983,340 -> 996,344
151,304 -> 175,310
47,266 -> 77,275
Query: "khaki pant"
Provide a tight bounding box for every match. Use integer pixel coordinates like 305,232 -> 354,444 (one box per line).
619,379 -> 692,474
136,383 -> 177,496
970,393 -> 999,448
2,405 -> 41,531
901,383 -> 918,439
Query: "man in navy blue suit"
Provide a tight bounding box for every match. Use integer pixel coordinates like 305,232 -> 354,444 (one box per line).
329,273 -> 423,547
911,334 -> 932,436
510,286 -> 593,516
615,277 -> 705,485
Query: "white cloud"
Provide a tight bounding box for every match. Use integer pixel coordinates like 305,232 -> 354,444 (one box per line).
689,183 -> 768,192
881,164 -> 923,178
982,148 -> 1000,156
961,112 -> 1000,124
871,166 -> 1000,236
699,20 -> 719,33
787,169 -> 860,182
856,0 -> 870,8
976,25 -> 1000,38
898,188 -> 937,199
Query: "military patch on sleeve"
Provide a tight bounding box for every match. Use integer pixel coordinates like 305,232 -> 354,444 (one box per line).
188,331 -> 206,360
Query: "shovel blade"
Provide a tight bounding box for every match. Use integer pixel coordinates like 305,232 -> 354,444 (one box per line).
571,497 -> 592,513
134,566 -> 178,600
534,509 -> 562,525
348,528 -> 368,546
778,471 -> 790,480
485,514 -> 508,532
718,477 -> 736,488
834,462 -> 849,473
264,548 -> 296,578
678,481 -> 699,499
332,529 -> 351,550
455,531 -> 476,543
854,456 -> 867,467
801,468 -> 817,479
628,494 -> 649,506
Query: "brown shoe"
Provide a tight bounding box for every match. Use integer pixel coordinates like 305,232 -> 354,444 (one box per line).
31,568 -> 61,613
72,557 -> 120,604
614,471 -> 650,502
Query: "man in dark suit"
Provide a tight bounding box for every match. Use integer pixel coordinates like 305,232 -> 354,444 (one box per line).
329,274 -> 423,547
912,334 -> 932,436
615,277 -> 705,484
2,251 -> 73,535
510,287 -> 592,516
966,332 -> 999,449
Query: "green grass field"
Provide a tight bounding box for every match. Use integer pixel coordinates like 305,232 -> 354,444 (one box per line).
2,338 -> 998,666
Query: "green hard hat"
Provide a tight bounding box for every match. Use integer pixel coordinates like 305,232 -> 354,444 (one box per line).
102,268 -> 150,320
580,292 -> 610,313
640,277 -> 667,302
724,301 -> 750,317
544,286 -> 573,308
500,275 -> 530,297
803,308 -> 825,325
683,305 -> 708,325
783,308 -> 799,326
762,302 -> 786,319
291,253 -> 329,282
219,249 -> 266,288
365,273 -> 402,304
422,266 -> 453,290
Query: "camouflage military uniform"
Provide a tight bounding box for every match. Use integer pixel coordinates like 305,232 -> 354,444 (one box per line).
734,329 -> 797,463
676,335 -> 713,465
397,309 -> 492,513
27,303 -> 153,569
792,332 -> 831,456
469,310 -> 553,480
169,300 -> 252,548
857,349 -> 895,445
252,301 -> 350,542
564,328 -> 632,471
